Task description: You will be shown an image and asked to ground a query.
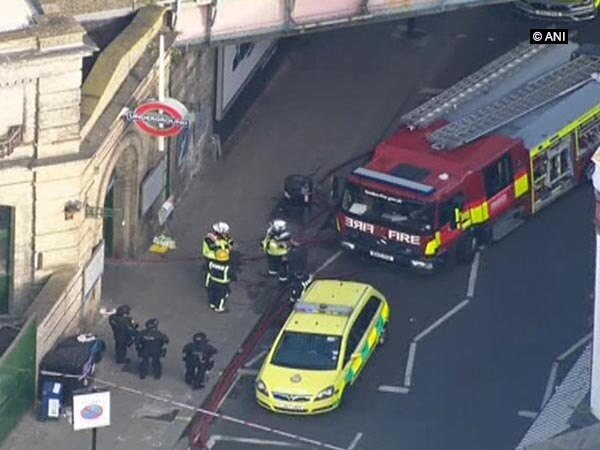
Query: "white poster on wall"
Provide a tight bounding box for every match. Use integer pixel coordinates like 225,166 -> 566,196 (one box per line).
215,39 -> 277,121
83,241 -> 104,299
140,157 -> 167,216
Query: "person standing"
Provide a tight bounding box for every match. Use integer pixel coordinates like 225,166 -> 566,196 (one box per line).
202,222 -> 233,265
261,219 -> 292,282
205,249 -> 234,312
135,318 -> 169,380
182,332 -> 218,390
108,305 -> 139,364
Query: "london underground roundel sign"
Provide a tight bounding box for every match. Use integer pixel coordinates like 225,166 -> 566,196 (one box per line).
126,98 -> 191,138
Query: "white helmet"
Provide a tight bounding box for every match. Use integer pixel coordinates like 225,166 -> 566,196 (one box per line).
271,219 -> 287,233
212,222 -> 230,235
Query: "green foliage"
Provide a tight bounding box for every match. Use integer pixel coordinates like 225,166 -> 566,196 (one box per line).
0,318 -> 37,446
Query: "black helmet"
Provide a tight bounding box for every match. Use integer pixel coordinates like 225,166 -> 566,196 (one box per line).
116,305 -> 131,315
146,318 -> 159,330
193,332 -> 207,344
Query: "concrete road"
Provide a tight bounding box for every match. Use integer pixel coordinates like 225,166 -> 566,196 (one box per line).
202,5 -> 599,450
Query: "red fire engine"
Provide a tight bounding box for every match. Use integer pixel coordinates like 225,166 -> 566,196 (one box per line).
336,41 -> 600,271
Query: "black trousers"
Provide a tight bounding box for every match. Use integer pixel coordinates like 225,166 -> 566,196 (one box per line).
207,282 -> 230,309
185,362 -> 207,389
139,354 -> 162,379
114,338 -> 128,364
267,254 -> 288,281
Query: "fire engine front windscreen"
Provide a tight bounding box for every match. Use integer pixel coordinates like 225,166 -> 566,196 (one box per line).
341,183 -> 434,234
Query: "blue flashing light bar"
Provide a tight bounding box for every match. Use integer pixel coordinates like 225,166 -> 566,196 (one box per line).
352,167 -> 435,195
293,302 -> 353,317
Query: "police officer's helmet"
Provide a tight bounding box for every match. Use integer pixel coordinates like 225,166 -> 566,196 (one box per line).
146,318 -> 159,330
272,219 -> 287,233
116,305 -> 131,316
215,249 -> 230,262
212,222 -> 230,236
193,332 -> 207,344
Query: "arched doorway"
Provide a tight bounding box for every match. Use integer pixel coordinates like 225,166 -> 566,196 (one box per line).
102,141 -> 141,259
103,175 -> 116,257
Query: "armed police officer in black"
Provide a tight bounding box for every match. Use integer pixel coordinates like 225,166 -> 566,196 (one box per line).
136,318 -> 169,380
108,305 -> 139,364
182,332 -> 218,390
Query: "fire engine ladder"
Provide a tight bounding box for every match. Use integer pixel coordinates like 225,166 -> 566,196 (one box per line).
400,41 -> 551,130
428,52 -> 600,150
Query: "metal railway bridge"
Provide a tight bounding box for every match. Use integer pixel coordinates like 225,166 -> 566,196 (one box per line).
171,0 -> 514,46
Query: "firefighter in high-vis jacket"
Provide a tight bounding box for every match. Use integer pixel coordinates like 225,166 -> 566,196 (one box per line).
205,249 -> 234,312
202,222 -> 233,264
262,219 -> 292,282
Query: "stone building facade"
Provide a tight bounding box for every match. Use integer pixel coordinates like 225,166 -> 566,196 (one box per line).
0,14 -> 96,316
0,2 -> 216,360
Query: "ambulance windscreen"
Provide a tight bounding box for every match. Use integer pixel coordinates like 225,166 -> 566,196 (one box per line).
271,331 -> 341,371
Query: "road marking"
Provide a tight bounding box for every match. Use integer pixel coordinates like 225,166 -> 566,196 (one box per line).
346,432 -> 363,450
557,332 -> 592,361
517,410 -> 538,419
206,435 -> 218,449
540,333 -> 592,408
245,349 -> 268,368
541,361 -> 559,409
414,299 -> 470,342
382,298 -> 470,393
215,372 -> 241,412
466,251 -> 481,299
314,250 -> 343,274
404,341 -> 417,387
207,435 -> 303,448
238,368 -> 259,376
377,385 -> 409,394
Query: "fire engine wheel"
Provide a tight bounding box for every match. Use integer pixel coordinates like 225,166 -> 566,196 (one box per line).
585,161 -> 595,181
456,233 -> 477,265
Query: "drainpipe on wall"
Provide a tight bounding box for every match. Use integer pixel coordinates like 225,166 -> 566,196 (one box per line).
158,33 -> 166,152
591,146 -> 600,420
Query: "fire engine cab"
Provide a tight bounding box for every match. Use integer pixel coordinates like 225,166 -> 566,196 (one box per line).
336,41 -> 600,271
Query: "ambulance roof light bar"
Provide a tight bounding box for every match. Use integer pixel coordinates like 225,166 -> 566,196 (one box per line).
293,302 -> 353,317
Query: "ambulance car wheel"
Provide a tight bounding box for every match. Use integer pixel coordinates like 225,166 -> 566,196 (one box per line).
456,233 -> 476,264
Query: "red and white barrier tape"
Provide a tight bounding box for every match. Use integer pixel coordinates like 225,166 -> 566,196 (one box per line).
39,369 -> 345,450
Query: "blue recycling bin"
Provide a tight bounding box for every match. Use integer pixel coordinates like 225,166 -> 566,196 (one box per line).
39,381 -> 63,421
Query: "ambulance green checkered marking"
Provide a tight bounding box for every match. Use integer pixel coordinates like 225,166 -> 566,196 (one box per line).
344,312 -> 386,384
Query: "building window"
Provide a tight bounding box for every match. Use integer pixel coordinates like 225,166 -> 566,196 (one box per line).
0,206 -> 13,314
